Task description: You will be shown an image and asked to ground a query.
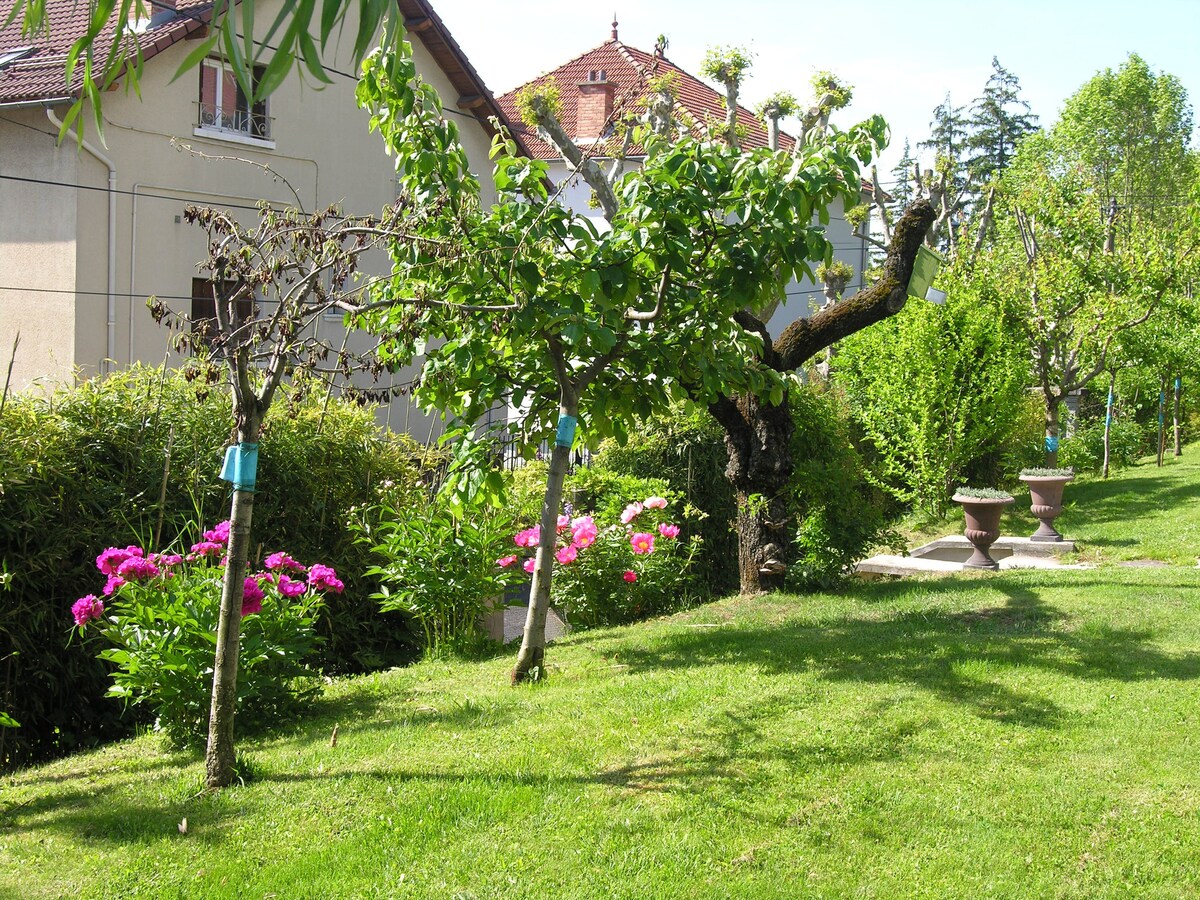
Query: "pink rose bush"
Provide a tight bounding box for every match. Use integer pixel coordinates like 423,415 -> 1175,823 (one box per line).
70,522 -> 337,745
502,494 -> 695,629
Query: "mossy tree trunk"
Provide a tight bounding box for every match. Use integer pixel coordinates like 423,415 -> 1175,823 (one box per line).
711,200 -> 935,595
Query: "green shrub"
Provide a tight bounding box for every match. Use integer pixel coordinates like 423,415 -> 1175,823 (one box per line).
507,466 -> 701,627
586,409 -> 738,595
786,386 -> 897,589
358,489 -> 522,656
1058,417 -> 1147,473
0,366 -> 433,770
545,498 -> 699,629
834,270 -> 1032,519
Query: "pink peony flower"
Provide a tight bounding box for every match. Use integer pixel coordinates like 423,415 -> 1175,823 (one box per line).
102,575 -> 126,595
203,521 -> 231,544
264,551 -> 305,573
496,555 -> 519,568
188,540 -> 224,559
116,556 -> 161,581
96,545 -> 143,575
620,502 -> 644,525
658,523 -> 680,539
557,514 -> 571,532
154,553 -> 184,568
570,516 -> 598,549
523,557 -> 537,574
513,526 -> 541,548
555,544 -> 578,565
622,570 -> 638,583
644,496 -> 668,510
630,532 -> 655,555
241,573 -> 265,619
71,594 -> 105,626
276,575 -> 307,598
307,563 -> 344,593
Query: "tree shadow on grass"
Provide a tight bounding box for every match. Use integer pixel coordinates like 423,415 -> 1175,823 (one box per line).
600,578 -> 1200,730
1060,467 -> 1200,529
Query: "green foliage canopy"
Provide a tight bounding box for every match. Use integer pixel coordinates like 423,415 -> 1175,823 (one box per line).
354,47 -> 885,503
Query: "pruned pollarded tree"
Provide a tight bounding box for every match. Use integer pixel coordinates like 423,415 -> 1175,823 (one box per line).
355,45 -> 919,678
977,55 -> 1200,466
515,48 -> 934,594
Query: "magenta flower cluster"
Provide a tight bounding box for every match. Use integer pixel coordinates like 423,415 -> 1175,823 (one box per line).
498,496 -> 681,584
72,521 -> 345,627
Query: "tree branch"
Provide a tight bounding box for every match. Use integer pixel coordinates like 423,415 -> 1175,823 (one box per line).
625,265 -> 671,322
870,166 -> 893,245
774,199 -> 935,371
527,96 -> 619,219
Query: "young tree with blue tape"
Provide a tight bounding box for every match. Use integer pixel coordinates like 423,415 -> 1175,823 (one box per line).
152,198 -> 420,787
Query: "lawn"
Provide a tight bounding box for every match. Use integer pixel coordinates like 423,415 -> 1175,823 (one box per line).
3,448 -> 1199,898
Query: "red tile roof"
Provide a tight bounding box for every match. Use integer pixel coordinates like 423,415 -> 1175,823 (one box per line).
0,0 -> 213,105
497,37 -> 796,160
0,0 -> 523,152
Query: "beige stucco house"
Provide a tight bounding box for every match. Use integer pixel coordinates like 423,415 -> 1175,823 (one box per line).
0,0 -> 516,434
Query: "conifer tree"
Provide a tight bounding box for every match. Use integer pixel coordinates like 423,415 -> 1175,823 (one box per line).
920,93 -> 969,167
888,139 -> 918,222
966,57 -> 1038,186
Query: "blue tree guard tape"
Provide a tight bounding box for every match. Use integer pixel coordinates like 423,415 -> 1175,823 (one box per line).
219,442 -> 260,491
1045,435 -> 1060,453
555,415 -> 577,448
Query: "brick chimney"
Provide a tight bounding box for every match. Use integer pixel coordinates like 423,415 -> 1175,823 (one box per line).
576,70 -> 614,139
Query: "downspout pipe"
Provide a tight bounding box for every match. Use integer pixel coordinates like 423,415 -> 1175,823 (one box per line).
46,107 -> 117,375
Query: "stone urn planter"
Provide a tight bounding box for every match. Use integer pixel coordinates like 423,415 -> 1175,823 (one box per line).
952,489 -> 1015,571
1019,468 -> 1074,542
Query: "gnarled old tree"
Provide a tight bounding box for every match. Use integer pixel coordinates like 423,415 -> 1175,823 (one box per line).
520,49 -> 933,594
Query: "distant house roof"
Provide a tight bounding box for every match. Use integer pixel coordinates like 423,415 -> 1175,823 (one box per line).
0,0 -> 522,149
496,25 -> 795,161
0,0 -> 213,106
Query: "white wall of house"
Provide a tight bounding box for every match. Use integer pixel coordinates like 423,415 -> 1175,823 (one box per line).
0,4 -> 499,440
0,110 -> 82,391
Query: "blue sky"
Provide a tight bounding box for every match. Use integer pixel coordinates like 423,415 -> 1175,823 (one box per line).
434,0 -> 1200,184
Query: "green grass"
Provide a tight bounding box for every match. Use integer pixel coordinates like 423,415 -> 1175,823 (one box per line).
4,444 -> 1199,897
6,566 -> 1200,898
900,443 -> 1200,565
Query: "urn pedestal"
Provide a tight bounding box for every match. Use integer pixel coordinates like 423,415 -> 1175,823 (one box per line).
1018,474 -> 1074,542
952,493 -> 1014,571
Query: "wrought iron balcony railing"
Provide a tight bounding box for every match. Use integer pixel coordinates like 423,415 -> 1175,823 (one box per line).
196,104 -> 272,141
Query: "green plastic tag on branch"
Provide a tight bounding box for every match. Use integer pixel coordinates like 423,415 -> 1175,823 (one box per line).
555,415 -> 577,448
907,245 -> 945,302
219,442 -> 260,492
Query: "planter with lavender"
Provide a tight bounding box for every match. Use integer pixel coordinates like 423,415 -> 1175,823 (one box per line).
1019,467 -> 1074,542
952,488 -> 1015,571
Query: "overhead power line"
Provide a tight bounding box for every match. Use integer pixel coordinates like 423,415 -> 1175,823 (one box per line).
0,172 -> 273,212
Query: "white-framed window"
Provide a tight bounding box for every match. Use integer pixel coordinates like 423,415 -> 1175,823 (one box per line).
197,59 -> 272,144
